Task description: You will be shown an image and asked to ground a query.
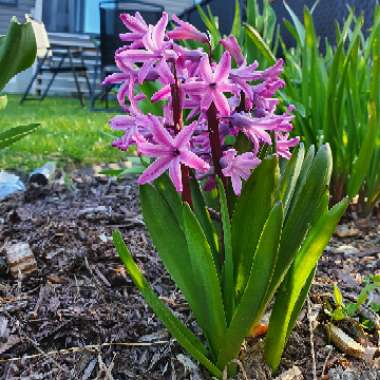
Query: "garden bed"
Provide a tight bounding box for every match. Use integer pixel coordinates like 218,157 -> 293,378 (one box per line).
0,171 -> 379,379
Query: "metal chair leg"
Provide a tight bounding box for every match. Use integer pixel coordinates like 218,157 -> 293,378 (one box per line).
20,56 -> 47,104
40,70 -> 59,101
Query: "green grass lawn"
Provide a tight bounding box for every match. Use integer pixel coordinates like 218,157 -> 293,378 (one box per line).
0,95 -> 126,171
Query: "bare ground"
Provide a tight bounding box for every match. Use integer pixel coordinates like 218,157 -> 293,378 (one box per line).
0,171 -> 379,379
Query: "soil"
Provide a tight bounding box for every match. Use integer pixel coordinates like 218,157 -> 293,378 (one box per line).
0,171 -> 379,380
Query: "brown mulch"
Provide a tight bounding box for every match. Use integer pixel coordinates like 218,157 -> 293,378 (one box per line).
0,171 -> 379,379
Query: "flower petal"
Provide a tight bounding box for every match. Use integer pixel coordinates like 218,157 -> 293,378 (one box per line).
152,12 -> 168,49
156,58 -> 174,84
230,175 -> 242,196
214,52 -> 231,83
212,91 -> 230,116
199,55 -> 213,83
151,85 -> 171,103
138,60 -> 155,84
169,157 -> 183,192
138,156 -> 172,185
148,115 -> 174,146
180,150 -> 210,172
174,122 -> 196,149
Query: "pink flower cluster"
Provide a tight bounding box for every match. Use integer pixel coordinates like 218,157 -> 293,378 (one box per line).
106,12 -> 299,196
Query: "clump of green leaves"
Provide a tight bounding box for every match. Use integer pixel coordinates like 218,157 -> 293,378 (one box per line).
326,276 -> 380,331
278,5 -> 380,212
219,1 -> 380,214
114,145 -> 348,377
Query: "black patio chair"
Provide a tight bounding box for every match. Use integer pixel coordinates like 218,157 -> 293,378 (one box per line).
20,18 -> 91,107
89,0 -> 164,111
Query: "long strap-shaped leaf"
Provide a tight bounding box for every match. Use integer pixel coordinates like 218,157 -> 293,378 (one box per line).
232,157 -> 279,300
190,178 -> 220,264
279,144 -> 305,216
217,202 -> 283,370
270,145 -> 332,294
217,178 -> 234,324
0,123 -> 40,150
140,185 -> 216,352
182,204 -> 226,359
112,230 -> 222,379
264,198 -> 349,371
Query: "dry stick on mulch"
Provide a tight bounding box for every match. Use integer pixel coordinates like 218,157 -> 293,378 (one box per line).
307,298 -> 317,380
321,346 -> 334,379
0,340 -> 169,364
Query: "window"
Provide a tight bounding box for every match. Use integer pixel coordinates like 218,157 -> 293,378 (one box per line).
42,0 -> 100,34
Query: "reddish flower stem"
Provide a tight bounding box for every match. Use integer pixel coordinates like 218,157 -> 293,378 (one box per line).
171,63 -> 192,205
207,103 -> 227,188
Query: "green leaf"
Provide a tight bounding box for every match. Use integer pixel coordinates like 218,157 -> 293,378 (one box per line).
99,166 -> 144,177
280,144 -> 305,216
217,202 -> 283,369
0,17 -> 36,91
231,0 -> 241,39
216,178 -> 234,324
333,285 -> 344,307
112,230 -> 222,379
182,203 -> 226,358
154,174 -> 184,227
190,178 -> 220,263
264,197 -> 349,371
196,4 -> 221,50
283,1 -> 305,47
347,103 -> 378,198
140,184 -> 213,344
270,145 -> 333,294
0,123 -> 39,150
232,156 -> 279,300
244,23 -> 276,65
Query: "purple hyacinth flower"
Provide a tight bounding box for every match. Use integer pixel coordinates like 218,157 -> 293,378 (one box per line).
220,149 -> 261,195
136,116 -> 209,191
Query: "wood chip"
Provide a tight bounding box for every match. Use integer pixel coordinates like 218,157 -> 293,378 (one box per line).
5,242 -> 37,279
326,323 -> 365,359
274,366 -> 303,380
335,225 -> 360,238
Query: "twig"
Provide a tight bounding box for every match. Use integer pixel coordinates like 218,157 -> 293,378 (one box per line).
0,340 -> 169,364
307,298 -> 318,380
320,346 -> 333,379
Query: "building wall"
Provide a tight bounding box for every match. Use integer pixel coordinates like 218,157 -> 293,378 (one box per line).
0,0 -> 36,34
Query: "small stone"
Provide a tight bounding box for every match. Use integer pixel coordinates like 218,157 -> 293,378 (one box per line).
335,225 -> 360,238
5,242 -> 37,279
333,245 -> 359,256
